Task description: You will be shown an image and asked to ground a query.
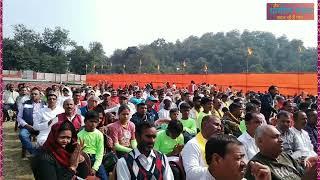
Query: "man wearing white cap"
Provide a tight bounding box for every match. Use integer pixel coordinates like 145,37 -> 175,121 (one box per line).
158,96 -> 172,119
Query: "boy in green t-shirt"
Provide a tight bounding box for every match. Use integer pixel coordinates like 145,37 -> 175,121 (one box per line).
179,102 -> 197,143
154,120 -> 184,156
77,111 -> 107,180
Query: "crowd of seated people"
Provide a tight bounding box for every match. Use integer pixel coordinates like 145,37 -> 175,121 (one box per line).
4,81 -> 317,180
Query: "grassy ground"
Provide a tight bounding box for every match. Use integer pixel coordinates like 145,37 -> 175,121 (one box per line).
4,122 -> 34,180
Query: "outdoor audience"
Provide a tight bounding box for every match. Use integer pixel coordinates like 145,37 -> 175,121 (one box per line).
4,81 -> 317,179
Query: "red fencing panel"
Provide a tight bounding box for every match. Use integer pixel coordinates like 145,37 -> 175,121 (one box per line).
86,73 -> 317,95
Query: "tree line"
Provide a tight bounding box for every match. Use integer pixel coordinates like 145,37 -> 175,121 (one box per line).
4,24 -> 316,75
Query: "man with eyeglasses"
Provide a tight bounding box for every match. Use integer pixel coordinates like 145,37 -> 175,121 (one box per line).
17,87 -> 46,157
33,91 -> 64,147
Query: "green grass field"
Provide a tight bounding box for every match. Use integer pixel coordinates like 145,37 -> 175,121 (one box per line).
4,122 -> 34,180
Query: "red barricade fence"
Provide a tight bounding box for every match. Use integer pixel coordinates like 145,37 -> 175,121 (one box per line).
86,73 -> 317,95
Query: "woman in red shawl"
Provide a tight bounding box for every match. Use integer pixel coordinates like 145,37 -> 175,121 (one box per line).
32,120 -> 90,180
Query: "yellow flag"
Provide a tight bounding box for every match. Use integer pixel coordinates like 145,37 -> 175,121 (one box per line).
157,64 -> 160,71
123,64 -> 126,69
247,48 -> 253,56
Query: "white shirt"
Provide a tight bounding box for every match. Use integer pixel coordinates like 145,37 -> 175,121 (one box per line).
158,109 -> 170,119
33,106 -> 65,146
181,137 -> 209,180
291,127 -> 317,159
237,132 -> 259,162
116,148 -> 174,180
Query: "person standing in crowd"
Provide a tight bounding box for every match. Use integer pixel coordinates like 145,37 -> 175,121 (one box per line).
237,112 -> 262,162
17,87 -> 46,157
108,105 -> 137,157
188,81 -> 197,95
181,115 -> 223,180
33,91 -> 64,147
260,85 -> 278,123
116,121 -> 174,180
77,111 -> 108,180
304,109 -> 317,152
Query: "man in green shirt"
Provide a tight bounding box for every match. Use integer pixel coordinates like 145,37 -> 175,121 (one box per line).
245,125 -> 316,180
77,111 -> 107,180
154,120 -> 184,156
179,102 -> 197,143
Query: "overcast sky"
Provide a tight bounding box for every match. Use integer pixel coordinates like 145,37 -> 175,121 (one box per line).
4,0 -> 317,56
